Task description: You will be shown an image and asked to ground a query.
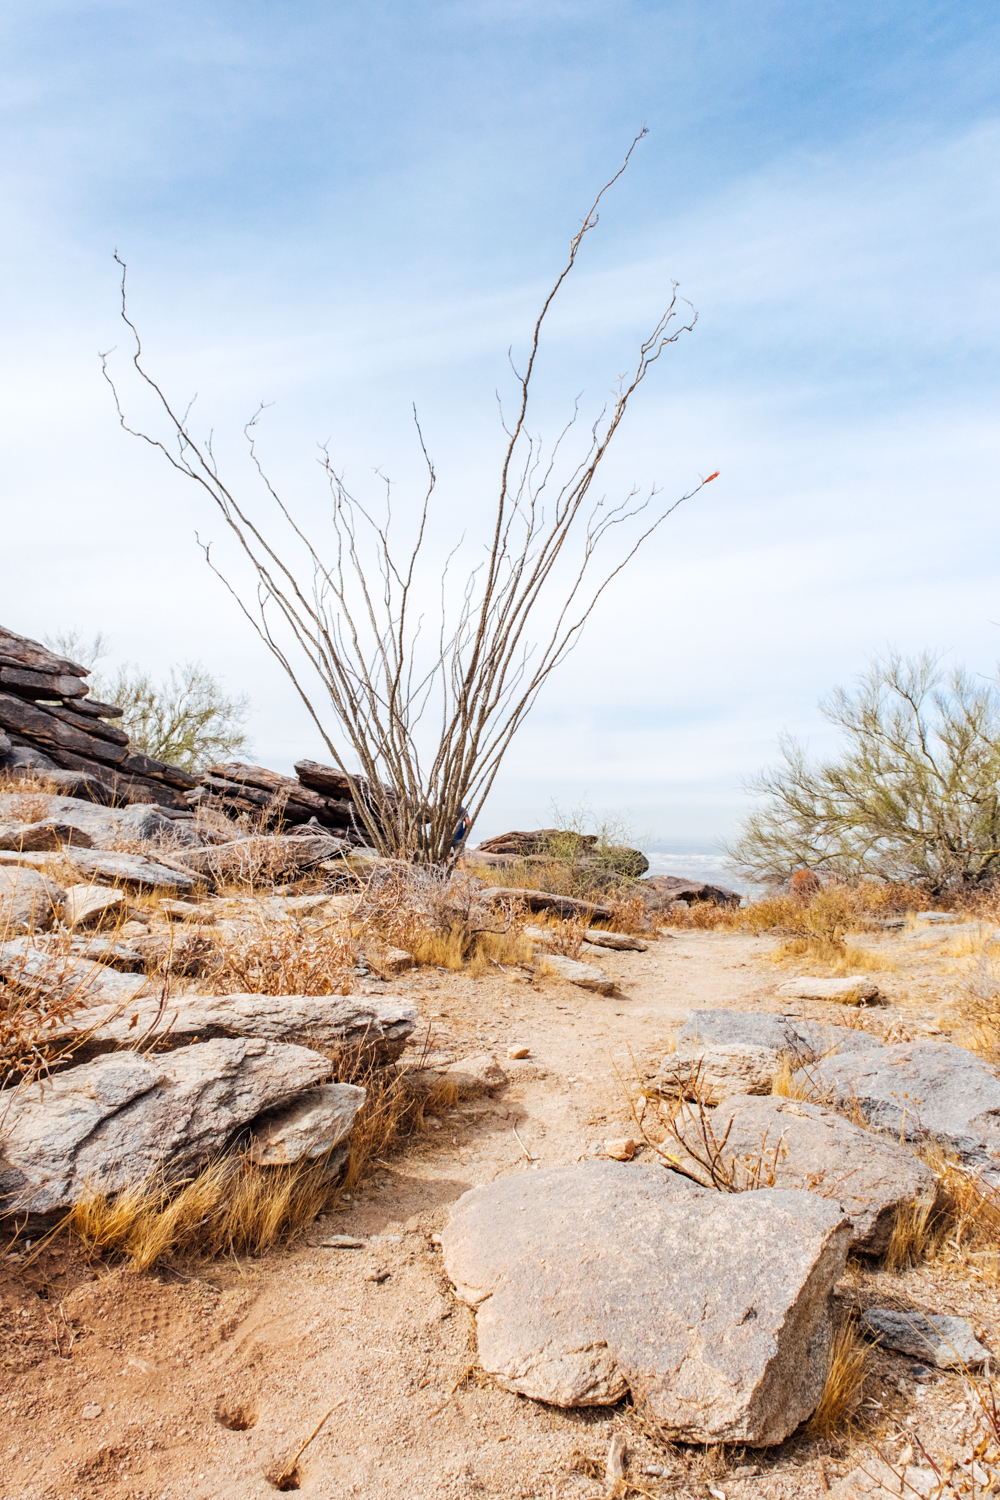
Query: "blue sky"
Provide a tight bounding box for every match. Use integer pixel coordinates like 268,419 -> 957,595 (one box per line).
2,1 -> 998,855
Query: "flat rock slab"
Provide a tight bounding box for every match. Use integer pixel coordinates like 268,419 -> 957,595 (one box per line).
0,793 -> 199,849
776,976 -> 882,1005
176,834 -> 349,879
0,1038 -> 331,1216
709,1095 -> 940,1253
42,991 -> 418,1065
652,1011 -> 888,1101
859,1309 -> 990,1369
0,937 -> 152,1006
62,884 -> 126,928
0,865 -> 63,932
247,1082 -> 365,1164
802,1041 -> 1000,1188
442,1160 -> 851,1445
582,929 -> 647,952
66,849 -> 195,890
0,820 -> 94,851
539,953 -> 614,994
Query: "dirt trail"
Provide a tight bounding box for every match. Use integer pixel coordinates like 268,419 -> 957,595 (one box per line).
0,926 -> 993,1500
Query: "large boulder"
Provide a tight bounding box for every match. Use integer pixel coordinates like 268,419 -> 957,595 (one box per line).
65,849 -> 195,890
708,1094 -> 941,1253
650,1010 -> 884,1102
0,793 -> 200,850
442,1160 -> 852,1445
0,866 -> 63,933
39,991 -> 418,1065
0,1038 -> 332,1217
175,833 -> 349,881
802,1041 -> 1000,1189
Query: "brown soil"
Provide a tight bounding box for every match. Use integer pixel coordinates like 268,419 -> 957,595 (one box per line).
1,925 -> 996,1499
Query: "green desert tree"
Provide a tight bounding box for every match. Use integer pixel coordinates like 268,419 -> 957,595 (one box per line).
47,631 -> 251,773
727,652 -> 1000,892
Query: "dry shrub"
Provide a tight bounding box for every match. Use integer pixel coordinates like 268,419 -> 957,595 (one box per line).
766,933 -> 897,975
356,864 -> 532,973
957,948 -> 1000,1065
206,916 -> 356,994
667,879 -> 931,935
807,1318 -> 868,1438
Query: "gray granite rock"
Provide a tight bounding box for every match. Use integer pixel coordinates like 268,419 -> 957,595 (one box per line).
776,976 -> 882,1005
802,1041 -> 1000,1188
0,1038 -> 331,1216
65,849 -> 195,890
247,1082 -> 366,1165
0,937 -> 153,1006
40,990 -> 417,1065
709,1094 -> 940,1253
859,1309 -> 990,1369
537,953 -> 615,994
0,865 -> 63,933
0,793 -> 200,849
442,1159 -> 851,1444
653,1043 -> 786,1102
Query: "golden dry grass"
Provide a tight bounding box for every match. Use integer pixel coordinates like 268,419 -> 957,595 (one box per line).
765,933 -> 897,974
206,915 -> 357,994
807,1319 -> 868,1438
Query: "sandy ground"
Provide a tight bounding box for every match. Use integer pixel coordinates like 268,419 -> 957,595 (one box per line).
1,923 -> 997,1500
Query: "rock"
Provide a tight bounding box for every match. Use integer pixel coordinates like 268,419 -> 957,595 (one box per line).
605,1434 -> 627,1483
802,1041 -> 1000,1188
676,1010 -> 884,1062
175,833 -> 349,880
776,976 -> 882,1005
444,1054 -> 507,1095
320,1235 -> 366,1248
859,1309 -> 989,1369
639,875 -> 742,910
507,1046 -> 530,1059
708,1095 -> 940,1253
65,849 -> 195,890
0,795 -> 203,850
603,1138 -> 637,1161
914,911 -> 961,924
482,886 -> 612,921
159,898 -> 216,922
381,946 -> 414,974
0,820 -> 94,851
41,991 -> 418,1065
0,865 -> 63,932
0,1038 -> 332,1216
829,1458 -> 938,1499
131,930 -> 216,977
0,937 -> 153,1006
582,929 -> 648,951
247,1082 -> 366,1165
81,1404 -> 103,1421
539,953 -> 615,994
61,884 -> 127,929
475,829 -> 596,857
652,1043 -> 785,1102
442,1160 -> 851,1444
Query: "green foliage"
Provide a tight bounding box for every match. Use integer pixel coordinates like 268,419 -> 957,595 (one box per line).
728,652 -> 1000,892
47,630 -> 251,773
92,662 -> 251,772
547,803 -> 647,880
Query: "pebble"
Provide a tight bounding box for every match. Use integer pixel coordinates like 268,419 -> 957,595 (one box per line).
507,1045 -> 530,1059
81,1404 -> 103,1420
319,1236 -> 365,1249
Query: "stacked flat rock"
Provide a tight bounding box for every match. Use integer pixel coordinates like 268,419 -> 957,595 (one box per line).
0,626 -> 196,811
195,758 -> 388,844
475,829 -> 598,857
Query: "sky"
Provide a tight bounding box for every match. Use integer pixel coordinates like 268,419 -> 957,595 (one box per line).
2,1 -> 998,866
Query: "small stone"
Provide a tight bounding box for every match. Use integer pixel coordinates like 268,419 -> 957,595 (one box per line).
62,884 -> 126,929
539,953 -> 615,994
507,1045 -> 530,1059
603,1138 -> 637,1161
159,899 -> 216,923
860,1310 -> 990,1369
319,1236 -> 365,1248
81,1404 -> 103,1420
382,946 -> 414,974
605,1433 -> 627,1482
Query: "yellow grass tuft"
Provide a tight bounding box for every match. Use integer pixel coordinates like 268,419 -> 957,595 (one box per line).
807,1319 -> 868,1438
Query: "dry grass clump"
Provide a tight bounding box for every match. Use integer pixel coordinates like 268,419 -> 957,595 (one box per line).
766,933 -> 897,974
807,1318 -> 868,1438
355,864 -> 532,973
205,915 -> 357,994
956,947 -> 1000,1065
67,1150 -> 339,1270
